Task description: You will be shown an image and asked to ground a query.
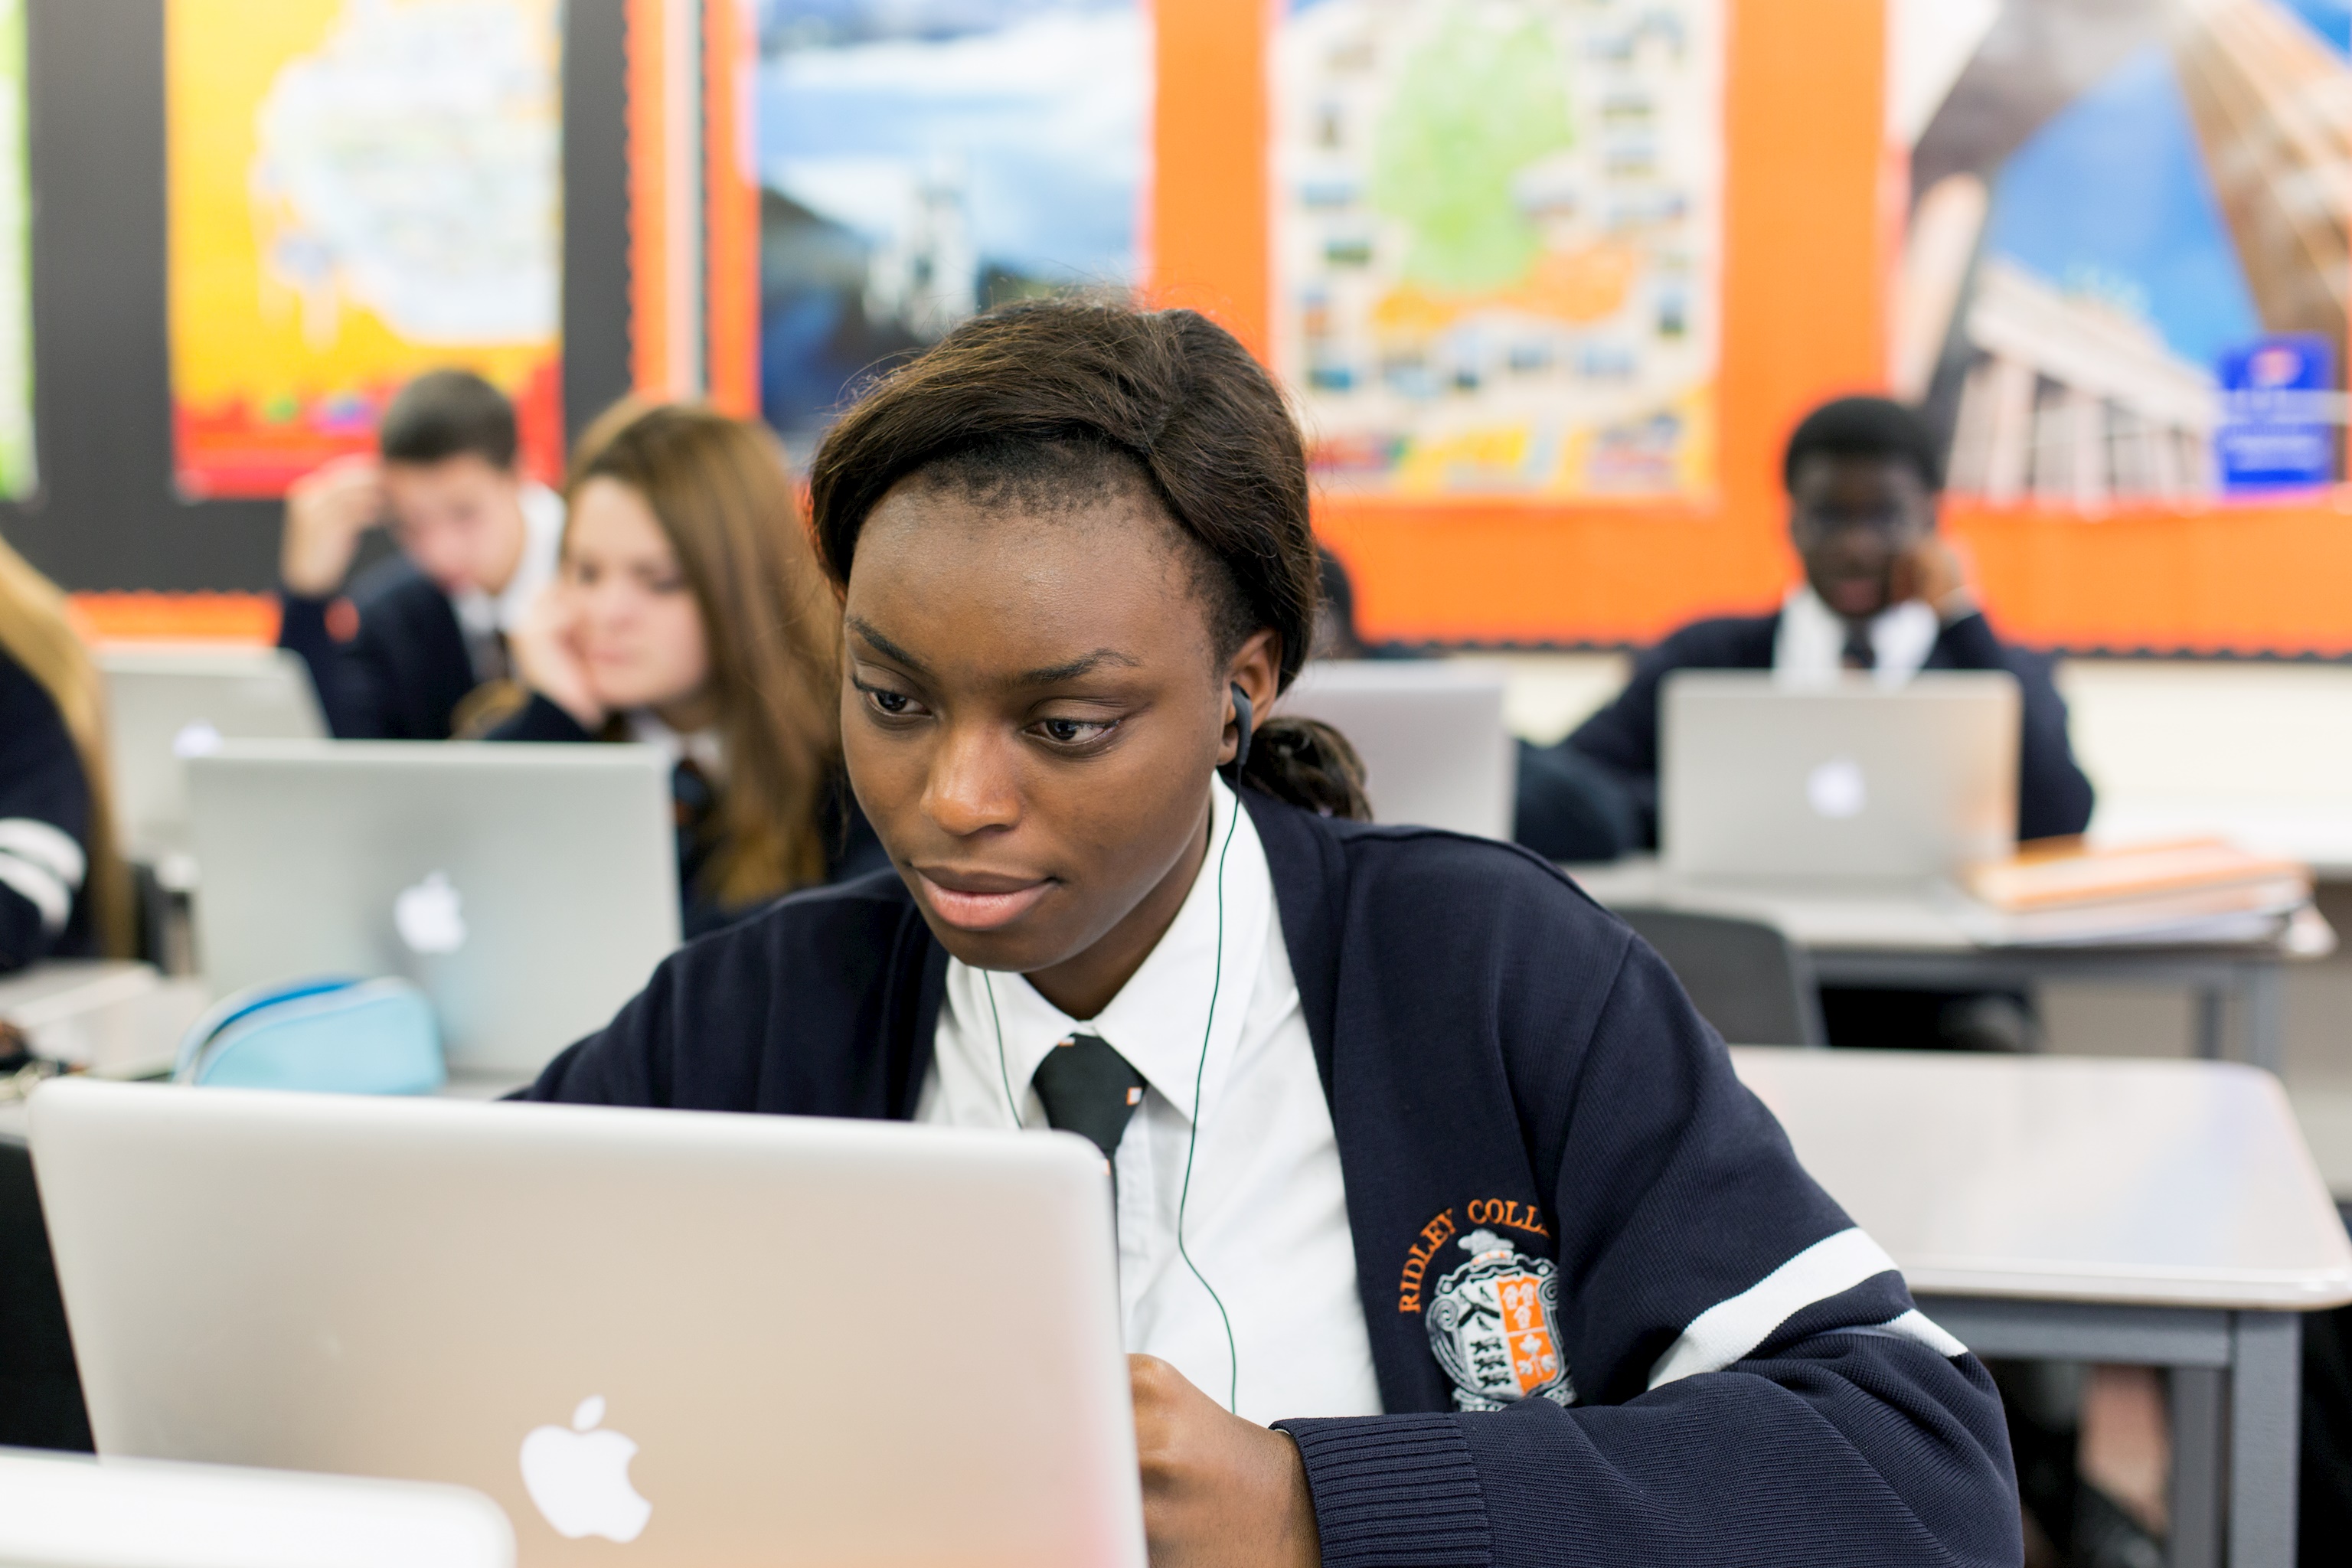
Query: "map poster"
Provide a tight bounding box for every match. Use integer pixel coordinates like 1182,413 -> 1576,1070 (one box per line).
167,0 -> 564,500
1272,0 -> 1723,501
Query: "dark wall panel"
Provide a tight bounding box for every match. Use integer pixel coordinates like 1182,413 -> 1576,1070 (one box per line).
2,0 -> 631,594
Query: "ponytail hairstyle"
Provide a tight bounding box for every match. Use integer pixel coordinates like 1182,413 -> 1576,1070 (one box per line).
806,299 -> 1370,820
0,533 -> 130,956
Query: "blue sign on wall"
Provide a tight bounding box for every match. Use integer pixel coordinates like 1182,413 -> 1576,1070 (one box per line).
2216,335 -> 2336,494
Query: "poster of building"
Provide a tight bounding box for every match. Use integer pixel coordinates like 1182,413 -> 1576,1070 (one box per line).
0,0 -> 32,501
166,0 -> 564,499
1272,0 -> 1723,500
756,0 -> 1147,440
1889,0 -> 2352,508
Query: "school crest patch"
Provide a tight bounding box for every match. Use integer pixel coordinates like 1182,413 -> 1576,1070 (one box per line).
1426,1229 -> 1576,1410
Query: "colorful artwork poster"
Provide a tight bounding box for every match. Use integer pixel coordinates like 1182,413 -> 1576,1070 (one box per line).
1272,0 -> 1723,501
167,0 -> 564,500
0,0 -> 31,502
756,0 -> 1148,440
1889,0 -> 2352,508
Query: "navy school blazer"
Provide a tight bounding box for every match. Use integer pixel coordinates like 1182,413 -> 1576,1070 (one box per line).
1559,607 -> 2096,848
278,556 -> 478,740
523,788 -> 2021,1568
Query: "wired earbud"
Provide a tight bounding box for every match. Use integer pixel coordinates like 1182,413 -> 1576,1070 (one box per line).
983,691 -> 1248,1413
1223,681 -> 1253,782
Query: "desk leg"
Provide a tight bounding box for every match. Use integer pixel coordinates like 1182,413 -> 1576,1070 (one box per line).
2169,1366 -> 2224,1568
2238,964 -> 2285,1077
2226,1312 -> 2301,1568
2195,988 -> 2226,1063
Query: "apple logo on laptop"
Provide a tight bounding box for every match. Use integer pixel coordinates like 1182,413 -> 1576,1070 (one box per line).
170,719 -> 223,759
392,871 -> 467,955
1805,756 -> 1867,821
520,1394 -> 652,1543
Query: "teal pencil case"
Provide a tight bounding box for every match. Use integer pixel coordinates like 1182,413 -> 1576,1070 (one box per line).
174,976 -> 445,1096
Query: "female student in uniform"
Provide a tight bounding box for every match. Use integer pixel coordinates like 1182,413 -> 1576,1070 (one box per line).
485,402 -> 880,936
0,534 -> 128,972
521,302 -> 2019,1566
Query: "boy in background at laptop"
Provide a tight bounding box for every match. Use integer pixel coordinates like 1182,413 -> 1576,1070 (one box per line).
276,371 -> 564,740
1543,395 -> 2095,1050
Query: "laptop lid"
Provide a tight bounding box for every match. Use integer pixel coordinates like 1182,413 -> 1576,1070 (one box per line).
99,649 -> 326,864
31,1080 -> 1144,1568
1278,660 -> 1514,838
188,743 -> 680,1075
0,1447 -> 513,1568
1660,671 -> 2020,881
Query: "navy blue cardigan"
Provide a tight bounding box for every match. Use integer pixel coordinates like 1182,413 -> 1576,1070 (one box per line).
1558,608 -> 2096,848
279,556 -> 478,740
0,648 -> 95,971
524,789 -> 2019,1566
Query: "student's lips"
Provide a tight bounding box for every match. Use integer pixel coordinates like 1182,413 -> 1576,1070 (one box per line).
913,870 -> 1053,931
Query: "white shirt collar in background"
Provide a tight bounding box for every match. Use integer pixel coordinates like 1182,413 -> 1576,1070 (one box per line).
452,481 -> 565,642
916,775 -> 1382,1423
625,710 -> 724,780
1772,582 -> 1939,689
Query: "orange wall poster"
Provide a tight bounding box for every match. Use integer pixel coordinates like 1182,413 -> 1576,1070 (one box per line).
1144,0 -> 2352,657
165,0 -> 564,499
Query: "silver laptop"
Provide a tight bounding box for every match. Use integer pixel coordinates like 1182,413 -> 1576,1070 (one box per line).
0,1447 -> 513,1568
1660,671 -> 2020,881
31,1079 -> 1145,1568
100,648 -> 325,864
188,743 -> 680,1075
1279,660 -> 1514,837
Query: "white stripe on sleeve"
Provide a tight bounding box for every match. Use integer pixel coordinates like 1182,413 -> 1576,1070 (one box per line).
1878,1308 -> 1968,1358
0,818 -> 85,887
1648,1227 -> 1936,1388
0,848 -> 73,933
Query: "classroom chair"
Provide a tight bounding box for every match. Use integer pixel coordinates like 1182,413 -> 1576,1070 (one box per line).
1615,906 -> 1827,1047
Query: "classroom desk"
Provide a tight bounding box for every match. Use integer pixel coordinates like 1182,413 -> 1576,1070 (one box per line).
0,961 -> 207,1082
1570,858 -> 2331,1072
1734,1047 -> 2352,1568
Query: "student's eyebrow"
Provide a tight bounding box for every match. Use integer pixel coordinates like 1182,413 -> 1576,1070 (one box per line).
844,616 -> 929,673
1017,648 -> 1142,685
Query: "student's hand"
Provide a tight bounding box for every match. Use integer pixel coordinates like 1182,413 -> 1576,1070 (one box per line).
1888,534 -> 1974,620
280,456 -> 387,597
1129,1355 -> 1320,1568
510,584 -> 606,732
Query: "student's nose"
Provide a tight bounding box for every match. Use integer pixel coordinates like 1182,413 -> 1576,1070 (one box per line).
922,718 -> 1021,838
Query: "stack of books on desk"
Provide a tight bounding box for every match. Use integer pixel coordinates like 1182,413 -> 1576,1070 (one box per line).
1959,838 -> 2313,946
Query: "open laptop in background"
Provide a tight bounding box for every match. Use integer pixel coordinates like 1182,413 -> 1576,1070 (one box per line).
31,1080 -> 1145,1568
1279,660 -> 1514,838
188,742 -> 680,1077
99,648 -> 325,867
0,1447 -> 513,1568
1660,671 -> 2020,883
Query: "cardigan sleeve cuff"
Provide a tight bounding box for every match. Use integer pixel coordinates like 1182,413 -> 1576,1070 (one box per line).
1273,1414 -> 1494,1567
486,691 -> 600,743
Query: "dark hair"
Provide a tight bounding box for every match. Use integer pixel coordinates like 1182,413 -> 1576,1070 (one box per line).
808,299 -> 1370,820
379,369 -> 519,470
1782,395 -> 1942,494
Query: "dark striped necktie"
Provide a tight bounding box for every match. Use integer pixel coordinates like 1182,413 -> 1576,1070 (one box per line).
1841,622 -> 1877,671
1030,1033 -> 1147,1163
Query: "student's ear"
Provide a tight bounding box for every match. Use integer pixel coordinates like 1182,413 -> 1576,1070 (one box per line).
1220,629 -> 1280,769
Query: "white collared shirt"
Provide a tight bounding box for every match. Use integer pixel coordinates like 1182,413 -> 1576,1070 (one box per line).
452,481 -> 565,681
1772,582 -> 1940,689
916,776 -> 1382,1424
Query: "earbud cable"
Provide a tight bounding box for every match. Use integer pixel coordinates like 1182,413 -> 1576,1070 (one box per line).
1178,791 -> 1243,1413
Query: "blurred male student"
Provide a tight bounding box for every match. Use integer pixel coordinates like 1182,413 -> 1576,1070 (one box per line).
1540,395 -> 2095,1048
276,371 -> 564,740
